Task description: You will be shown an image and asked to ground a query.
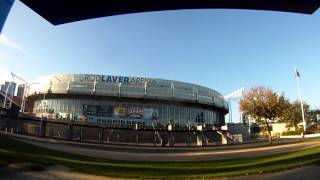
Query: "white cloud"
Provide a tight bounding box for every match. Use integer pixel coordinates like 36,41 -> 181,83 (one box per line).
0,34 -> 27,54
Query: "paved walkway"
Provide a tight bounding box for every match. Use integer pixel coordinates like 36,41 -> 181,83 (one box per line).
4,132 -> 320,162
0,163 -> 132,180
224,164 -> 320,180
2,133 -> 320,179
1,163 -> 319,180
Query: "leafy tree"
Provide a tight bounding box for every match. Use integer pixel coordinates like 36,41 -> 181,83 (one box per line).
240,86 -> 289,144
279,100 -> 310,130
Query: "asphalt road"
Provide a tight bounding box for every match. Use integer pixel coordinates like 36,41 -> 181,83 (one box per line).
5,132 -> 320,162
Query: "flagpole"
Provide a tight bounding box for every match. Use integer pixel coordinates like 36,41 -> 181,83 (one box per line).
295,68 -> 306,137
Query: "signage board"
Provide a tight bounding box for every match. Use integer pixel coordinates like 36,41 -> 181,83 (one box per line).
143,108 -> 159,120
83,104 -> 159,121
96,106 -> 113,116
128,107 -> 144,118
113,107 -> 128,117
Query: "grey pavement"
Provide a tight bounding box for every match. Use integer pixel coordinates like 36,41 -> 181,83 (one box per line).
2,133 -> 320,179
223,164 -> 320,180
4,132 -> 320,162
0,163 -> 132,180
1,163 -> 319,180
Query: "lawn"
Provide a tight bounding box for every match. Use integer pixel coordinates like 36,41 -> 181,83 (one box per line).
1,134 -> 320,179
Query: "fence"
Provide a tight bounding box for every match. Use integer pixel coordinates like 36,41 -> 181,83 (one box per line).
0,114 -> 226,147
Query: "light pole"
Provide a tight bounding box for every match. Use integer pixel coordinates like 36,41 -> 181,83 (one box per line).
249,97 -> 258,137
228,99 -> 232,123
294,68 -> 306,137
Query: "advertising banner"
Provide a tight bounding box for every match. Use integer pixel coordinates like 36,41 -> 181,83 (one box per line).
113,107 -> 128,117
83,105 -> 159,122
83,105 -> 113,117
128,107 -> 143,118
97,106 -> 113,117
83,105 -> 98,116
143,108 -> 159,120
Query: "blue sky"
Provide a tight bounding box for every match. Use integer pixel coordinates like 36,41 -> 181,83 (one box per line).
1,1 -> 320,121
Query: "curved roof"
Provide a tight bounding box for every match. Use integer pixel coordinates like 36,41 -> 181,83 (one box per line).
20,0 -> 320,25
28,74 -> 228,109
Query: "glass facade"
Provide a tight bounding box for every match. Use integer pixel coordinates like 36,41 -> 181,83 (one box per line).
32,98 -> 224,126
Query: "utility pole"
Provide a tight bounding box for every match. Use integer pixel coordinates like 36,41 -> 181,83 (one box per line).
228,99 -> 232,123
294,68 -> 306,137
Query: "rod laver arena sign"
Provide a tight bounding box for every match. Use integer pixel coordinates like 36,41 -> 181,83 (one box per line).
83,74 -> 165,87
84,74 -> 130,84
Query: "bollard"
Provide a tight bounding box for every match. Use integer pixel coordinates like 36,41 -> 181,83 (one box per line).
68,124 -> 74,140
5,128 -> 7,134
196,132 -> 203,146
135,132 -> 139,145
99,128 -> 104,144
196,125 -> 203,146
221,131 -> 228,145
168,131 -> 175,147
117,133 -> 120,143
80,127 -> 83,142
153,132 -> 157,147
11,128 -> 13,134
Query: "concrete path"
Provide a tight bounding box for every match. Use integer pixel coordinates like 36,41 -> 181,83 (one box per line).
4,132 -> 320,162
0,163 -> 132,180
224,164 -> 320,180
1,163 -> 319,180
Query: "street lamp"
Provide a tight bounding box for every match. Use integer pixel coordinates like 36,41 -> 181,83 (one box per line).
294,68 -> 306,137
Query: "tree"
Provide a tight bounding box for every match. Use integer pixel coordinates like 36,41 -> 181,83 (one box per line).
240,86 -> 289,144
279,100 -> 310,130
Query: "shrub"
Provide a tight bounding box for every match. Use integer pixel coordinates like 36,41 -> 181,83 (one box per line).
281,131 -> 301,136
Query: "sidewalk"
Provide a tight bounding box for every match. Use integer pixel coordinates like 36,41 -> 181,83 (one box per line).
0,131 -> 306,153
223,164 -> 320,180
2,131 -> 319,162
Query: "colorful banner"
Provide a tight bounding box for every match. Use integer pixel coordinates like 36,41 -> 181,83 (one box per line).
143,108 -> 159,120
113,107 -> 128,117
83,105 -> 158,121
128,107 -> 144,118
83,105 -> 98,116
97,106 -> 113,116
83,105 -> 113,117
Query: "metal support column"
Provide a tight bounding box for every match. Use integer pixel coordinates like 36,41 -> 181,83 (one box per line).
68,123 -> 74,140
39,118 -> 46,137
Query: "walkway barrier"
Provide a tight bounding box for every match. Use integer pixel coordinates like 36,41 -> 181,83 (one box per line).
0,114 -> 230,147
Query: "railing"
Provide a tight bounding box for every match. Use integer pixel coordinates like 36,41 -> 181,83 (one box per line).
0,114 -> 228,147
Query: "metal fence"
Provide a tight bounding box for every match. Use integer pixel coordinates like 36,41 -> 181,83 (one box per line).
0,114 -> 225,147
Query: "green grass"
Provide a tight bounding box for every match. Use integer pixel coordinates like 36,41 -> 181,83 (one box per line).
0,135 -> 320,179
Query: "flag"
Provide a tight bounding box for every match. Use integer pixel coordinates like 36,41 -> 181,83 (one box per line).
295,68 -> 300,77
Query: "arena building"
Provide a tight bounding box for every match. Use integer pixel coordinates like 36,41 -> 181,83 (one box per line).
25,74 -> 228,128
7,74 -> 230,146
